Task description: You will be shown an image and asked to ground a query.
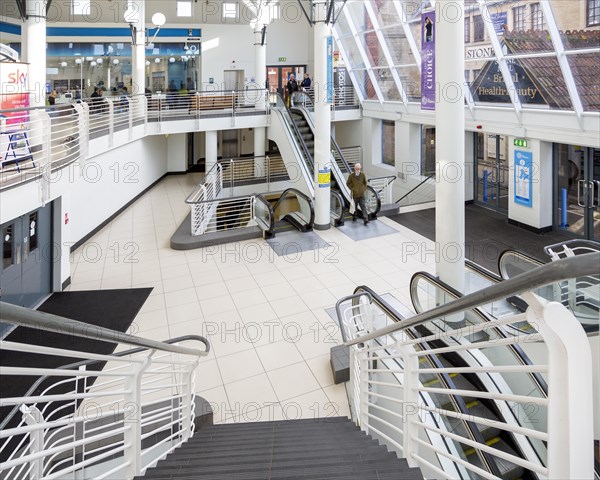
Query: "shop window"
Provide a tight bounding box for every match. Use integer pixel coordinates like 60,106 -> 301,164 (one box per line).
464,17 -> 471,43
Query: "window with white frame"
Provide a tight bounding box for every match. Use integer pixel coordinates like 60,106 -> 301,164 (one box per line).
223,2 -> 238,19
177,1 -> 193,17
513,6 -> 526,32
588,0 -> 600,26
530,3 -> 545,31
72,0 -> 91,15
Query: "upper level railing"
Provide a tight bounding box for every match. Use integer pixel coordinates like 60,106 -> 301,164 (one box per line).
0,89 -> 270,191
336,253 -> 598,480
0,302 -> 210,480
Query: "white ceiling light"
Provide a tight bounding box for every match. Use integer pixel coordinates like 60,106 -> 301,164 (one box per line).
60,61 -> 67,67
152,12 -> 166,27
169,57 -> 175,63
155,58 -> 161,63
96,58 -> 103,64
90,61 -> 97,67
145,60 -> 151,66
113,59 -> 120,65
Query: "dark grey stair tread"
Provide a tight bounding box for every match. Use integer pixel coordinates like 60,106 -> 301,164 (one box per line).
157,446 -> 396,469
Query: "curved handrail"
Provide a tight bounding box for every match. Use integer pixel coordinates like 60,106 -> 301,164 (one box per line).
0,302 -> 209,358
0,335 -> 210,431
465,258 -> 503,283
270,188 -> 315,232
395,173 -> 435,204
498,249 -> 544,280
338,286 -> 504,476
365,185 -> 382,217
330,189 -> 346,224
254,193 -> 275,232
543,239 -> 600,258
409,271 -> 548,392
344,252 -> 600,346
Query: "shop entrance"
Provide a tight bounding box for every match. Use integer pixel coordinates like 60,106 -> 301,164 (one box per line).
474,133 -> 509,213
555,144 -> 599,240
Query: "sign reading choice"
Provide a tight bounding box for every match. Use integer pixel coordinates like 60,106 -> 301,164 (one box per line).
421,12 -> 435,111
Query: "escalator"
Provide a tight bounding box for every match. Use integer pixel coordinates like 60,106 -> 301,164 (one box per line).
255,188 -> 315,238
289,106 -> 382,222
340,283 -> 549,480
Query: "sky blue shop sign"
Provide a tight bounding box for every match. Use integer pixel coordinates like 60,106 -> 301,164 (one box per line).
514,150 -> 533,207
326,35 -> 333,104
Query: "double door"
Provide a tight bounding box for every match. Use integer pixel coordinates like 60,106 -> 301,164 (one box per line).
555,145 -> 599,240
474,133 -> 509,212
266,65 -> 306,97
0,204 -> 53,307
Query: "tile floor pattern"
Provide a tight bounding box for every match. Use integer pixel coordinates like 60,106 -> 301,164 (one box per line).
67,174 -> 437,424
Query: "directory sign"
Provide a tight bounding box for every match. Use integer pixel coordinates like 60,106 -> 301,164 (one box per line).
514,150 -> 533,207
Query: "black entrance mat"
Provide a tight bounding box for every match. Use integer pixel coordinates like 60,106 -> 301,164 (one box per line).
0,288 -> 152,424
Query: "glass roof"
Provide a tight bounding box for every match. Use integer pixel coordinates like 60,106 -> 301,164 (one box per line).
332,0 -> 600,113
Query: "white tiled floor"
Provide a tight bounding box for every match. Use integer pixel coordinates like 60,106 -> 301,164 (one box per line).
67,175 -> 436,424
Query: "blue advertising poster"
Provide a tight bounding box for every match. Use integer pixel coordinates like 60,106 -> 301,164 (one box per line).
326,36 -> 333,104
491,12 -> 508,36
514,150 -> 533,207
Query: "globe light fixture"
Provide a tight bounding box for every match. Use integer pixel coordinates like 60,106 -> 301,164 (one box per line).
155,58 -> 161,64
113,59 -> 120,65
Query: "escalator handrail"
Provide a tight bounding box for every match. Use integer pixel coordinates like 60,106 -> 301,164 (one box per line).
330,189 -> 346,220
409,270 -> 549,396
254,193 -> 275,233
498,249 -> 544,280
270,188 -> 315,232
341,286 -> 504,477
344,252 -> 599,347
272,92 -> 315,172
395,173 -> 435,204
366,185 -> 382,216
465,259 -> 504,283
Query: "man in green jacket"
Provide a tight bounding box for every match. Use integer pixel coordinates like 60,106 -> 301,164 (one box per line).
346,163 -> 369,225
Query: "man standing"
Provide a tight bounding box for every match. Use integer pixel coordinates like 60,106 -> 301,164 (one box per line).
346,163 -> 369,225
286,73 -> 298,107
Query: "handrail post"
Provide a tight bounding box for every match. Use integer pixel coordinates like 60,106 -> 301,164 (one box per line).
266,155 -> 270,189
358,347 -> 369,433
523,295 -> 594,480
401,344 -> 419,468
181,360 -> 197,443
230,159 -> 234,196
20,405 -> 44,480
106,98 -> 114,148
127,96 -> 133,140
123,351 -> 153,480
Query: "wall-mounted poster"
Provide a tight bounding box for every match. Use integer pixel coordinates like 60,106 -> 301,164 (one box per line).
0,61 -> 30,126
421,12 -> 436,111
514,150 -> 533,207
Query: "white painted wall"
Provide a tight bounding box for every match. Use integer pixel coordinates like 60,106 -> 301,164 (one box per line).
167,133 -> 187,172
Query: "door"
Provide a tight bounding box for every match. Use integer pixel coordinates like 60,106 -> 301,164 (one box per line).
221,130 -> 239,159
223,70 -> 244,91
555,145 -> 600,240
266,65 -> 306,97
474,133 -> 509,212
0,204 -> 53,307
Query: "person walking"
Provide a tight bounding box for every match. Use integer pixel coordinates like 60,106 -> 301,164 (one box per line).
346,163 -> 369,225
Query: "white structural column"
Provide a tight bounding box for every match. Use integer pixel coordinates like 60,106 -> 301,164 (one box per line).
128,0 -> 146,95
435,1 -> 465,292
253,12 -> 267,175
205,131 -> 218,173
313,1 -> 331,230
23,0 -> 47,107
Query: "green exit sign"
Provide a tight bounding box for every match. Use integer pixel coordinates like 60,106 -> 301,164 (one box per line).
514,138 -> 528,148
278,57 -> 286,62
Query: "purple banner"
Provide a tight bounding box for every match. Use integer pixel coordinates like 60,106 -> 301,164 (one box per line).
421,12 -> 436,111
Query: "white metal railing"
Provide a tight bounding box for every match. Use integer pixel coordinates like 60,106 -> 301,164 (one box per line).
0,302 -> 210,480
336,253 -> 598,480
219,156 -> 288,195
368,176 -> 396,204
338,146 -> 362,167
188,195 -> 256,236
186,163 -> 223,235
0,89 -> 269,191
